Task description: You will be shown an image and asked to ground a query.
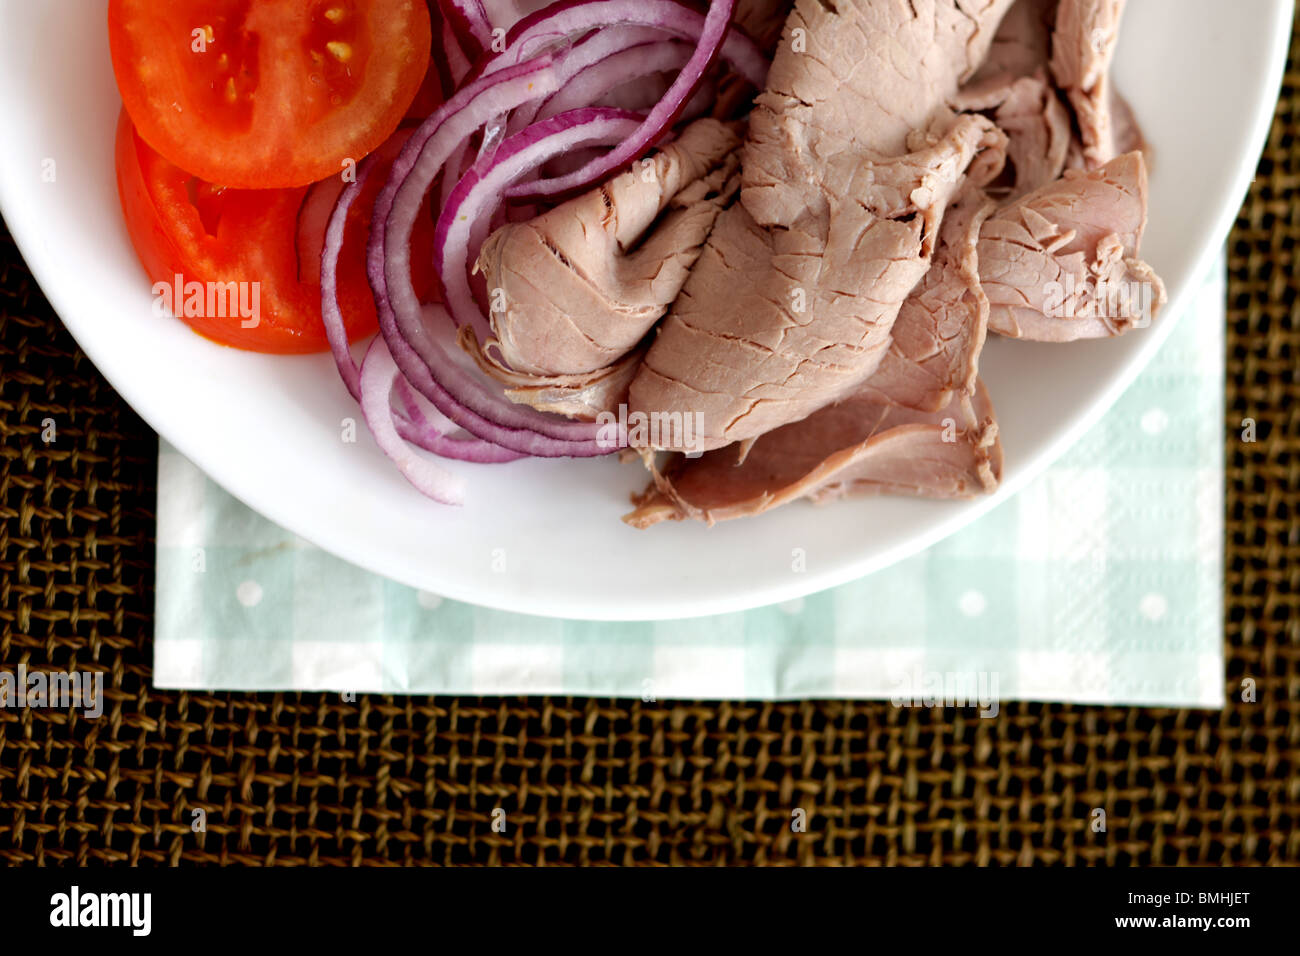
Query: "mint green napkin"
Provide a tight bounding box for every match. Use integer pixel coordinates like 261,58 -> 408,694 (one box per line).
153,259 -> 1225,706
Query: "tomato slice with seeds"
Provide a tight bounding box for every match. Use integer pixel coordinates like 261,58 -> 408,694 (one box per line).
114,111 -> 436,353
108,0 -> 432,189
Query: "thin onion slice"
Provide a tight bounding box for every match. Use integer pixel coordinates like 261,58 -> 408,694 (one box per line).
534,40 -> 694,123
477,0 -> 766,88
505,26 -> 671,134
359,337 -> 468,505
436,107 -> 645,337
507,0 -> 734,199
318,142 -> 522,463
392,373 -> 527,462
369,56 -> 625,456
320,158 -> 375,400
439,0 -> 494,59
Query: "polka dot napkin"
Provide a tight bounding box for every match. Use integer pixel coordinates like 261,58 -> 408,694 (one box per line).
152,260 -> 1225,706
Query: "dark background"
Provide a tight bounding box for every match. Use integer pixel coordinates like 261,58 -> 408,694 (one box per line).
0,22 -> 1296,866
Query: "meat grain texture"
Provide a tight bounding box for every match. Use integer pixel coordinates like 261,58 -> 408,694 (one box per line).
466,0 -> 1166,527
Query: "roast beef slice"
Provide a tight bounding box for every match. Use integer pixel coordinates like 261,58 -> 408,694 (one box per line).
980,150 -> 1166,340
625,184 -> 1002,527
623,380 -> 1002,527
629,112 -> 1005,452
475,118 -> 741,378
1051,0 -> 1127,169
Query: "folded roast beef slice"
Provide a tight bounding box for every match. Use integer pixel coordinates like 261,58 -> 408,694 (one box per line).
475,118 -> 741,378
625,185 -> 1002,527
627,0 -> 1014,454
458,327 -> 645,421
961,70 -> 1072,198
623,379 -> 1002,527
855,188 -> 996,413
630,114 -> 1003,452
741,0 -> 1016,225
1051,0 -> 1127,168
733,0 -> 794,55
965,0 -> 1058,86
979,150 -> 1165,340
955,0 -> 1145,196
953,0 -> 1073,199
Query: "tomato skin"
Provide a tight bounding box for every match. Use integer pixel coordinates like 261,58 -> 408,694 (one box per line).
109,0 -> 432,189
115,110 -> 379,353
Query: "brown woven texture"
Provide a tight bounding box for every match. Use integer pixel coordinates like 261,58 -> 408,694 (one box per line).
2,39 -> 1299,872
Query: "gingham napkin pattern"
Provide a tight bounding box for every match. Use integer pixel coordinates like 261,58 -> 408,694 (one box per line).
153,260 -> 1225,706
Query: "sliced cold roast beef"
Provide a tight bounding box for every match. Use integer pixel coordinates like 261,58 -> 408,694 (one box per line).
627,187 -> 1003,527
624,377 -> 998,528
952,0 -> 1070,199
964,0 -> 1058,86
1051,0 -> 1132,168
953,0 -> 1143,196
979,150 -> 1165,340
627,0 -> 1014,455
624,381 -> 1002,527
463,119 -> 742,418
855,190 -> 997,413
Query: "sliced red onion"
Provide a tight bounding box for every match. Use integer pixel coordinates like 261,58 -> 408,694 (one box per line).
507,0 -> 734,199
320,159 -> 376,400
369,57 -> 627,456
505,25 -> 671,133
359,337 -> 468,504
439,140 -> 473,222
442,17 -> 474,87
319,150 -> 522,464
439,0 -> 493,59
436,108 -> 644,337
392,373 -> 526,462
534,40 -> 693,123
478,0 -> 766,89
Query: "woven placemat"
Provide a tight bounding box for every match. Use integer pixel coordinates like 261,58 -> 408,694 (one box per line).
2,43 -> 1299,870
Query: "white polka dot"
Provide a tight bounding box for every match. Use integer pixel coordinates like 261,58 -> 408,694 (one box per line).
1141,407 -> 1168,435
959,590 -> 986,617
416,590 -> 443,610
777,597 -> 805,615
236,580 -> 263,607
1139,593 -> 1167,621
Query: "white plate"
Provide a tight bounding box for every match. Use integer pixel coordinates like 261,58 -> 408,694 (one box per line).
0,0 -> 1289,620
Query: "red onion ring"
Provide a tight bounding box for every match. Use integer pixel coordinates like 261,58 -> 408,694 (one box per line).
318,150 -> 526,463
436,107 -> 644,337
369,58 -> 624,456
320,159 -> 374,400
534,40 -> 693,123
477,0 -> 765,88
442,18 -> 474,87
359,337 -> 468,504
392,371 -> 527,462
505,26 -> 671,134
439,0 -> 494,60
507,0 -> 734,199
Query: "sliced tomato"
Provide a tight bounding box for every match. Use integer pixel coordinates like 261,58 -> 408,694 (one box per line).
109,0 -> 432,189
117,111 -> 387,352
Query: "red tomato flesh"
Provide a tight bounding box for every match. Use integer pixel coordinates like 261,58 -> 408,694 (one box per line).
109,0 -> 432,189
114,110 -> 435,353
